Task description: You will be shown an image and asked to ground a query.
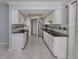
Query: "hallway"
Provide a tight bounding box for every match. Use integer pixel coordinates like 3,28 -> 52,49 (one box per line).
22,35 -> 56,59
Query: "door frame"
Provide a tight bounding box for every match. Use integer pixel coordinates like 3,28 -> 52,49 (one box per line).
31,19 -> 37,35
31,19 -> 33,35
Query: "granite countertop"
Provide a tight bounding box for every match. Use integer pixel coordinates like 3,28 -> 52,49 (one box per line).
42,29 -> 68,37
12,25 -> 29,33
12,29 -> 28,33
12,29 -> 29,33
52,29 -> 68,35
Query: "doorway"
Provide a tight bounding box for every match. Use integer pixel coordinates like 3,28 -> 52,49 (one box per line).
31,19 -> 37,35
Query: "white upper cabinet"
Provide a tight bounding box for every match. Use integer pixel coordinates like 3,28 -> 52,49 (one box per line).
53,10 -> 62,24
18,12 -> 24,24
44,11 -> 54,24
44,9 -> 65,24
12,10 -> 24,24
12,10 -> 19,24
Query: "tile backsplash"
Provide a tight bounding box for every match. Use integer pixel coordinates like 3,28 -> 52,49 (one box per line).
12,24 -> 24,29
43,24 -> 68,31
50,24 -> 68,30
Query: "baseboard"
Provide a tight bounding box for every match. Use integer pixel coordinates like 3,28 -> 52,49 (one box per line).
0,42 -> 8,46
0,42 -> 9,49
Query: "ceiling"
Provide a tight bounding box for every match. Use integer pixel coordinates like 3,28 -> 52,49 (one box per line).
0,0 -> 68,7
19,9 -> 54,19
0,0 -> 64,2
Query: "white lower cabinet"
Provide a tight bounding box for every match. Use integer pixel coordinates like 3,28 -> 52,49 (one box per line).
12,33 -> 26,49
43,31 -> 67,59
52,37 -> 67,59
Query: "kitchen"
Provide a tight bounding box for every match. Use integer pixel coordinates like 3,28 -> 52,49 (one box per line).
6,0 -> 77,59
11,8 -> 68,59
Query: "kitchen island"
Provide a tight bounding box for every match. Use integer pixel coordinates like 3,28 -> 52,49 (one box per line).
42,29 -> 68,59
12,24 -> 29,49
42,29 -> 68,37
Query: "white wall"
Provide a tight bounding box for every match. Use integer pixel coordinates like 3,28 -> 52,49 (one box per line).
62,7 -> 68,25
0,6 -> 9,44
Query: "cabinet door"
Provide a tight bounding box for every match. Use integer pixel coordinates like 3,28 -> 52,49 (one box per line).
23,32 -> 27,47
43,31 -> 47,41
47,34 -> 53,50
51,37 -> 56,56
12,10 -> 19,24
18,12 -> 24,24
44,32 -> 54,54
44,31 -> 49,44
52,37 -> 67,58
53,10 -> 62,24
12,33 -> 24,49
45,32 -> 49,46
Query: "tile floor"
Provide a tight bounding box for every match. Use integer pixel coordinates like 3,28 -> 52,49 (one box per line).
0,44 -> 8,59
0,35 -> 56,59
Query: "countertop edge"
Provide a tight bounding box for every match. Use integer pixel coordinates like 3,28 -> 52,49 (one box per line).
42,29 -> 68,37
